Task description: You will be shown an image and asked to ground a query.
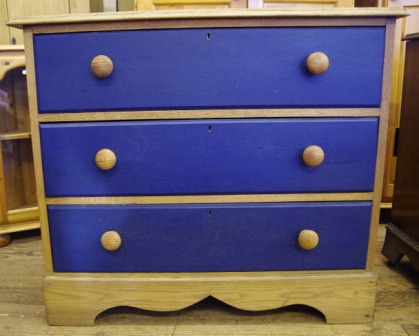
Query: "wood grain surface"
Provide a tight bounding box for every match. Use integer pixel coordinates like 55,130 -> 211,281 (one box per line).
365,18 -> 396,272
37,108 -> 382,122
44,193 -> 374,205
42,272 -> 378,325
23,27 -> 53,274
7,8 -> 409,29
28,17 -> 391,35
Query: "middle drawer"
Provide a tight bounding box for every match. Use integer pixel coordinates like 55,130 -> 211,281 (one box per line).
40,118 -> 378,197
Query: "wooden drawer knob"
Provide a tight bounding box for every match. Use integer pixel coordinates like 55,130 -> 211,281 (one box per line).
91,55 -> 113,78
101,231 -> 121,251
303,145 -> 324,167
95,149 -> 116,170
298,230 -> 319,250
306,52 -> 329,75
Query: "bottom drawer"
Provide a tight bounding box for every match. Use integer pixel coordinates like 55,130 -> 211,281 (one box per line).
48,202 -> 372,272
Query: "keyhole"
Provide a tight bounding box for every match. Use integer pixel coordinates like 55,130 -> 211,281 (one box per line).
208,210 -> 212,217
208,125 -> 212,133
207,33 -> 211,41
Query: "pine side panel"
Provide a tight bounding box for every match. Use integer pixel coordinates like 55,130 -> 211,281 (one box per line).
366,18 -> 396,272
23,27 -> 53,274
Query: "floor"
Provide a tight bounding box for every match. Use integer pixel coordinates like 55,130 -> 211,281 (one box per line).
0,215 -> 418,335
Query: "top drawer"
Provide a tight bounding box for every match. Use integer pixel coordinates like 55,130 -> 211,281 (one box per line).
33,27 -> 385,113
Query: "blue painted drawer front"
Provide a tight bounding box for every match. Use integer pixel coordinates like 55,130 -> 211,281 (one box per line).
33,27 -> 385,113
40,118 -> 378,197
48,202 -> 372,272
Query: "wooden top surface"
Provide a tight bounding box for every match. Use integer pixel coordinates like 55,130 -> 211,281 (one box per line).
7,8 -> 409,29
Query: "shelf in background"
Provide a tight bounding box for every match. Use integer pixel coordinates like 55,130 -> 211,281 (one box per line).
0,131 -> 31,141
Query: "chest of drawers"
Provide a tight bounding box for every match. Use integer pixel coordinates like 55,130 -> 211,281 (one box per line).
9,8 -> 407,325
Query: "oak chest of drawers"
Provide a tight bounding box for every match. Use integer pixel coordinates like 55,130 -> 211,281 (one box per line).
9,8 -> 407,325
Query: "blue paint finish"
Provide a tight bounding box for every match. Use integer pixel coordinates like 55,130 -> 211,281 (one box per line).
33,27 -> 385,113
39,118 -> 378,197
48,202 -> 372,272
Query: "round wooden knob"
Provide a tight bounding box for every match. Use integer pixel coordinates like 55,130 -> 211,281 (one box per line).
298,230 -> 319,250
303,145 -> 324,167
91,55 -> 113,78
95,149 -> 116,170
306,52 -> 329,74
101,231 -> 121,251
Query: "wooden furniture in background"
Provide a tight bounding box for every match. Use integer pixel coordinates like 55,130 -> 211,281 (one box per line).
0,0 -> 90,45
353,0 -> 419,206
382,32 -> 419,272
248,0 -> 353,8
9,8 -> 406,325
380,0 -> 419,205
135,0 -> 354,11
0,0 -> 93,246
0,45 -> 39,246
135,0 -> 246,10
355,0 -> 377,5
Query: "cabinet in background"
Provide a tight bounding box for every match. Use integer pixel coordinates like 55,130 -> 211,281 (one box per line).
382,32 -> 419,271
0,0 -> 92,246
381,0 -> 419,204
0,46 -> 39,246
0,0 -> 90,45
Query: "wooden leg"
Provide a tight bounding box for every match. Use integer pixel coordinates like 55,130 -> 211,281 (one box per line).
0,234 -> 11,247
382,223 -> 419,271
43,272 -> 377,326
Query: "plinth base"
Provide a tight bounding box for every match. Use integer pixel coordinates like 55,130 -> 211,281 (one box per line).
43,272 -> 377,325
